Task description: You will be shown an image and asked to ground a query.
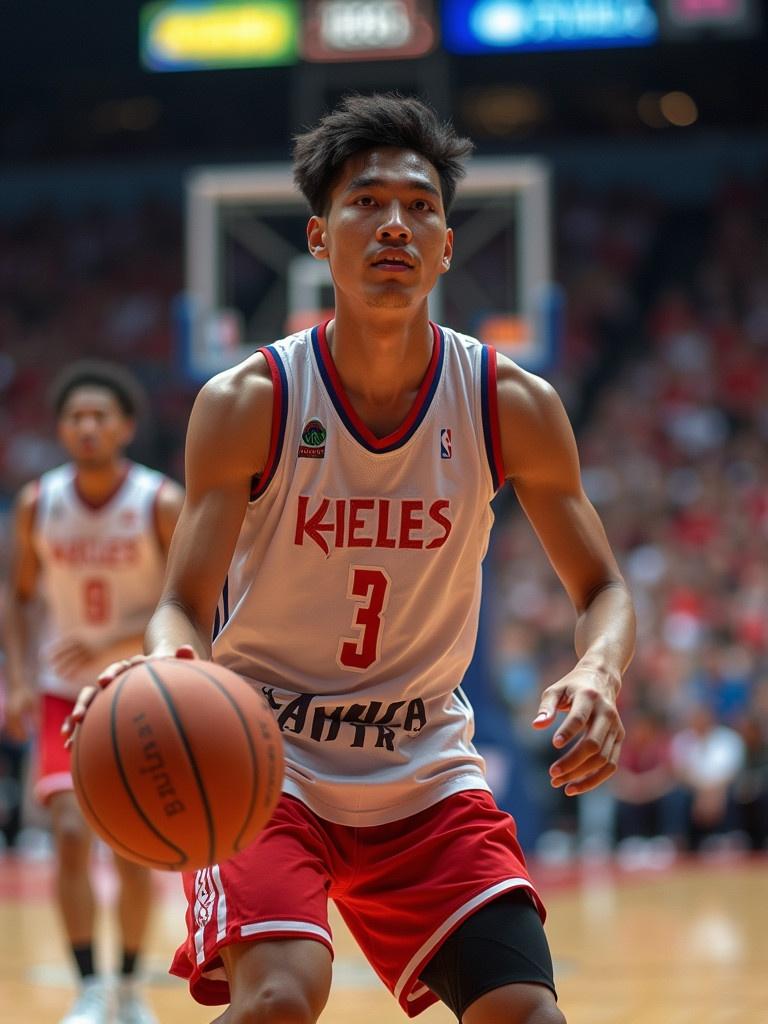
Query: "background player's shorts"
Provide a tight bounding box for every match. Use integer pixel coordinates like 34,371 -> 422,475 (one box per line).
34,693 -> 75,804
170,789 -> 545,1017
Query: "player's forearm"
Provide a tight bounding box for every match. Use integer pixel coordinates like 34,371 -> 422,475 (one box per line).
573,580 -> 636,689
2,597 -> 33,694
144,596 -> 213,660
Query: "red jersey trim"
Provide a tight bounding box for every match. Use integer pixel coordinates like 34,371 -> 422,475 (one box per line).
313,320 -> 444,453
250,346 -> 287,501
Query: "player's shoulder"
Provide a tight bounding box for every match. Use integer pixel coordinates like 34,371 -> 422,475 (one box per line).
495,351 -> 563,421
13,466 -> 65,525
440,324 -> 562,416
23,462 -> 73,505
197,348 -> 273,415
14,478 -> 40,514
126,461 -> 183,499
197,327 -> 310,413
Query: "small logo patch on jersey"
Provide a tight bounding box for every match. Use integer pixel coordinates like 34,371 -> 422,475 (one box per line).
299,419 -> 327,459
440,428 -> 452,459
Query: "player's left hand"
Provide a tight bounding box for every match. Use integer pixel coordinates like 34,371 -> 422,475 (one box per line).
61,645 -> 196,748
531,663 -> 624,796
49,638 -> 96,680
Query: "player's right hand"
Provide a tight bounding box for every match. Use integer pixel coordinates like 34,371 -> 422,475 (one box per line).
4,686 -> 39,743
62,645 -> 197,748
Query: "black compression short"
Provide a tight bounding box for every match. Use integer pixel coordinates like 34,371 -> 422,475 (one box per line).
418,889 -> 557,1020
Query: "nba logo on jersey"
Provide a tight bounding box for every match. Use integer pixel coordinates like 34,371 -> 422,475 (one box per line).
440,428 -> 452,459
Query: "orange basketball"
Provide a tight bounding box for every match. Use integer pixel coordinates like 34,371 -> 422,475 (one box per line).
72,658 -> 284,871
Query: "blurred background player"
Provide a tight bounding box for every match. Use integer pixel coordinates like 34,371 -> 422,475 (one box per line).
2,361 -> 183,1024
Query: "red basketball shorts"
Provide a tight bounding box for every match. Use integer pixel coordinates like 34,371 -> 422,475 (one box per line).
35,693 -> 75,804
170,789 -> 545,1017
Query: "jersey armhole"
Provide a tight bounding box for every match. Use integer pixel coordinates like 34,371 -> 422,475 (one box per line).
249,346 -> 288,501
480,346 -> 506,492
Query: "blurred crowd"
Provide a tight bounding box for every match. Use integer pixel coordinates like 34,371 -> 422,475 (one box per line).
1,169 -> 768,862
494,172 -> 768,862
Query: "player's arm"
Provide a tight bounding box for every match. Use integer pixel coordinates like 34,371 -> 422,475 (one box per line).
2,483 -> 42,740
143,354 -> 274,659
496,355 -> 636,795
154,477 -> 185,554
63,354 -> 274,742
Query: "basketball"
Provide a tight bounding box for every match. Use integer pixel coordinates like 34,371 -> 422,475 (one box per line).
71,658 -> 284,871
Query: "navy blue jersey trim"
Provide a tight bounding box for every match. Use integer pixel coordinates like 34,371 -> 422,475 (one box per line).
311,325 -> 445,454
250,345 -> 288,501
211,575 -> 230,642
481,346 -> 505,491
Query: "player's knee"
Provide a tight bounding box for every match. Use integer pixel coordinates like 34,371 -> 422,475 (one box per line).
53,815 -> 91,867
466,985 -> 565,1024
508,1001 -> 566,1024
481,1004 -> 566,1024
228,984 -> 320,1024
525,1007 -> 566,1024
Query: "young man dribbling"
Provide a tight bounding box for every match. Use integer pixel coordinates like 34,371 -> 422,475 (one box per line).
69,94 -> 635,1024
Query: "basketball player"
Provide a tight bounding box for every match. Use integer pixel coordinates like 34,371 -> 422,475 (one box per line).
4,361 -> 184,1024
68,96 -> 635,1024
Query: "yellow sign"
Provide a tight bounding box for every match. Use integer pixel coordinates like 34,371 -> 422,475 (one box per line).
141,1 -> 299,70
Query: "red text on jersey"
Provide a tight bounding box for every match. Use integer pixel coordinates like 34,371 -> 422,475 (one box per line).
294,496 -> 452,556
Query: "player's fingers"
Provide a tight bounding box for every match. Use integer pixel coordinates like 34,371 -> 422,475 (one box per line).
562,738 -> 622,796
552,688 -> 621,749
61,685 -> 99,747
549,710 -> 617,779
96,657 -> 142,687
175,645 -> 196,659
531,684 -> 571,730
551,727 -> 620,787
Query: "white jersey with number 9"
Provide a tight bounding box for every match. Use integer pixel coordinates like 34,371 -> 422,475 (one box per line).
32,461 -> 168,699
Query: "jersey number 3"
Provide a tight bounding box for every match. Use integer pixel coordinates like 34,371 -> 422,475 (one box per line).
337,566 -> 391,671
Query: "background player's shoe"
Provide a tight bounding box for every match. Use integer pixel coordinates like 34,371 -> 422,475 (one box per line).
115,979 -> 158,1024
58,977 -> 111,1024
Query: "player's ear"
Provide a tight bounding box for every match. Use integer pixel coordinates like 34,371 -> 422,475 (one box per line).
440,227 -> 453,274
307,216 -> 329,261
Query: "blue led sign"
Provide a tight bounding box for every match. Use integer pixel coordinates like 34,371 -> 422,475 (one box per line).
442,0 -> 659,53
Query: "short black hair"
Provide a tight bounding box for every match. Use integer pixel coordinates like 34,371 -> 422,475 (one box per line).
293,92 -> 474,216
50,360 -> 146,420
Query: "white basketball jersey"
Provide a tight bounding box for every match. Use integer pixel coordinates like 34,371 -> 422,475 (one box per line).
33,462 -> 168,698
213,323 -> 506,825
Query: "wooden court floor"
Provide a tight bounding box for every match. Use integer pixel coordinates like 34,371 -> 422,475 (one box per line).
1,852 -> 766,1024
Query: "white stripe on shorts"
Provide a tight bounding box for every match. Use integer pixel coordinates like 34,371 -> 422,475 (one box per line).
395,878 -> 535,1002
240,920 -> 333,947
212,864 -> 228,942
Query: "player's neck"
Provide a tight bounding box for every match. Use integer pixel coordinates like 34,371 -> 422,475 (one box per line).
327,308 -> 434,406
73,458 -> 130,504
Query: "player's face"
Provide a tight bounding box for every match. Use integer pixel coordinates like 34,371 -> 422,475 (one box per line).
308,147 -> 453,312
57,386 -> 135,467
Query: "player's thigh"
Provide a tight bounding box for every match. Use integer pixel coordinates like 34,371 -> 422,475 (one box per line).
420,890 -> 559,1023
219,938 -> 332,1024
